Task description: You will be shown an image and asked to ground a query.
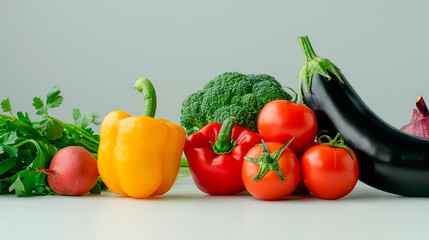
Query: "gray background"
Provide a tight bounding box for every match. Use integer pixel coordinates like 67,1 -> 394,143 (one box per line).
1,0 -> 428,130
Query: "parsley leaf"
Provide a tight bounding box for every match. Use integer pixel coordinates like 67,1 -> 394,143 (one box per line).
0,158 -> 17,176
9,175 -> 25,197
33,97 -> 46,116
73,108 -> 101,129
16,112 -> 32,125
1,145 -> 18,158
0,132 -> 18,157
72,108 -> 82,127
46,85 -> 63,110
38,118 -> 64,141
1,98 -> 12,115
1,131 -> 18,145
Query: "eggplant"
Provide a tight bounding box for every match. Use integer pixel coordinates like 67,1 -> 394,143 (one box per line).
297,36 -> 429,197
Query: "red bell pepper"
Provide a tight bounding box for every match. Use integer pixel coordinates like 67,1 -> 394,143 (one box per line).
184,117 -> 261,195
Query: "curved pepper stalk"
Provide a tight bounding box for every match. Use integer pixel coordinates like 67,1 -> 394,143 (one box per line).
134,77 -> 157,118
211,117 -> 238,155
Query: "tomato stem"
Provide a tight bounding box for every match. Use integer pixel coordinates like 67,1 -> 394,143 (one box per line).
317,131 -> 355,160
283,87 -> 299,103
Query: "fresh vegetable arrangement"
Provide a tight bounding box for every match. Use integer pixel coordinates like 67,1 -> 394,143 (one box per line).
3,35 -> 428,200
298,36 -> 429,197
182,69 -> 359,200
0,87 -> 103,197
97,78 -> 186,198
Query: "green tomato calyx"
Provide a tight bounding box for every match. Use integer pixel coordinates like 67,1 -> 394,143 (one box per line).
244,138 -> 294,183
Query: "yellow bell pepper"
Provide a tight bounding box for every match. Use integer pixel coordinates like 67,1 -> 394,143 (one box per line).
97,78 -> 186,198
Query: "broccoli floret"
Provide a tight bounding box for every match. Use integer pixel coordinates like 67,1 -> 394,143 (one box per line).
180,90 -> 206,135
203,72 -> 246,89
180,72 -> 293,135
230,79 -> 253,96
200,85 -> 233,122
212,105 -> 257,133
241,93 -> 259,113
252,80 -> 292,108
246,74 -> 280,86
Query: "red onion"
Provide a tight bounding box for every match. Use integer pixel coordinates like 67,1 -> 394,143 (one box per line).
401,94 -> 429,138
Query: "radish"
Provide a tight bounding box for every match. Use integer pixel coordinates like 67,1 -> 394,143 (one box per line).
38,146 -> 99,196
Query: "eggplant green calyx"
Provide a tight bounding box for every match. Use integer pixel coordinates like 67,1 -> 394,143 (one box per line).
211,117 -> 238,155
298,36 -> 344,95
244,138 -> 294,183
134,77 -> 157,118
317,131 -> 355,160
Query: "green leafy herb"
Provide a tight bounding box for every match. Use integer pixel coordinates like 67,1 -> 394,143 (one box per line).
32,97 -> 46,116
0,86 -> 101,197
46,86 -> 64,109
0,132 -> 18,157
73,108 -> 101,129
38,118 -> 64,140
9,176 -> 25,196
1,98 -> 13,116
89,177 -> 108,194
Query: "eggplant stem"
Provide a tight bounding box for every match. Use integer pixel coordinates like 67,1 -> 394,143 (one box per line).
298,36 -> 344,95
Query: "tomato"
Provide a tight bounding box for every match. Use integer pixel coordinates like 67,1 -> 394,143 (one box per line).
258,100 -> 317,153
301,144 -> 359,200
242,141 -> 301,200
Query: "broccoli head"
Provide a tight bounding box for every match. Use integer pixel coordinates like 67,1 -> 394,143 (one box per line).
180,72 -> 293,135
212,105 -> 257,133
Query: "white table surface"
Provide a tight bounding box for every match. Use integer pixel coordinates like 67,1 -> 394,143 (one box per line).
1,170 -> 427,240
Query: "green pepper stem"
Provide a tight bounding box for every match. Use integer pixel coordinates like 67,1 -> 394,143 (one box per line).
211,117 -> 237,155
134,78 -> 157,118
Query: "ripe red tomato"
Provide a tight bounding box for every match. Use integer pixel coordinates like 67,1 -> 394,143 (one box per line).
242,142 -> 300,200
258,100 -> 317,153
301,145 -> 359,200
